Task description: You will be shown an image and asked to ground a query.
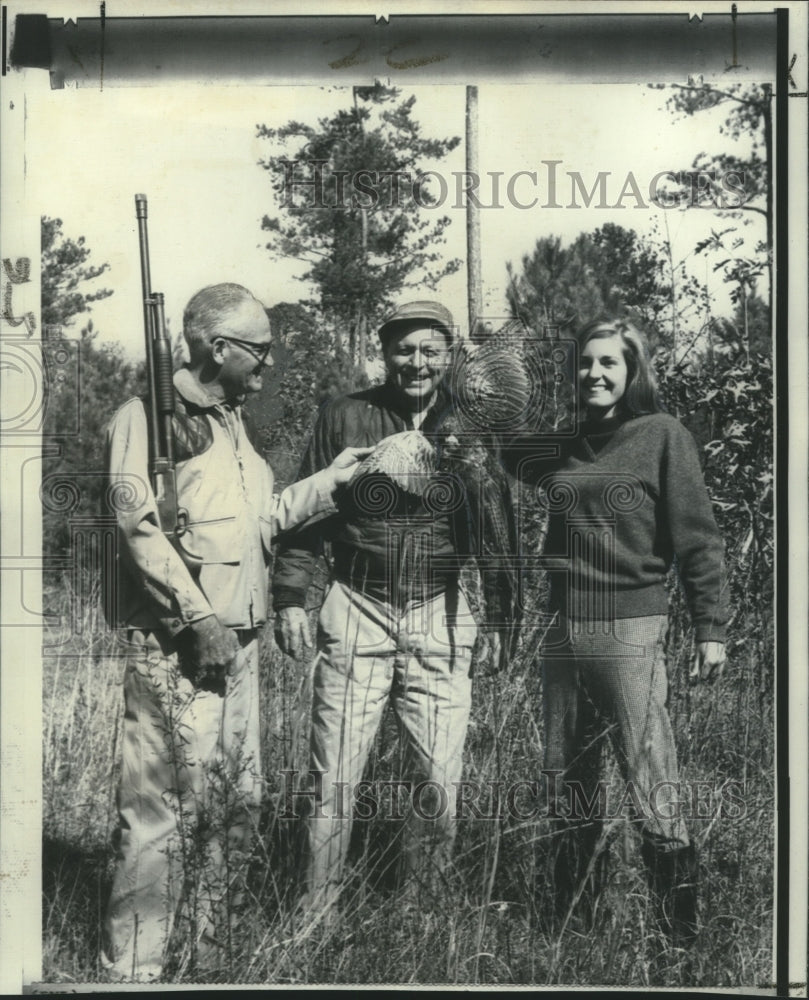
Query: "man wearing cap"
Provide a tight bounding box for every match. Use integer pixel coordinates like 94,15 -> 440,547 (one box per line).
273,300 -> 491,908
101,283 -> 369,980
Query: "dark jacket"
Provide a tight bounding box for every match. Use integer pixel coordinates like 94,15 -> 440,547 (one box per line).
272,381 -> 519,638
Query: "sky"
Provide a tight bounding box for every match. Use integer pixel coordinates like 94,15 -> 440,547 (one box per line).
24,74 -> 765,357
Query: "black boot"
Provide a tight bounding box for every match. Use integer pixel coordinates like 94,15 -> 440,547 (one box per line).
641,838 -> 699,947
546,818 -> 607,933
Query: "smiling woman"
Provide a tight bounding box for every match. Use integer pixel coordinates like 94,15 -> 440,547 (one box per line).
505,316 -> 730,953
576,320 -> 662,423
578,334 -> 628,419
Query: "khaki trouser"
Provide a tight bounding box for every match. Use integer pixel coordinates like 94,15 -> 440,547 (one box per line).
542,614 -> 689,848
101,629 -> 262,982
304,580 -> 477,899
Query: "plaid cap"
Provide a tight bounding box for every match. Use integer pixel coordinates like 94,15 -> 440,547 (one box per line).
377,300 -> 455,344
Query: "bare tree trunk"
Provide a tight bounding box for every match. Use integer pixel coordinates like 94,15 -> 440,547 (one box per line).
353,85 -> 370,369
348,307 -> 358,365
466,86 -> 482,341
357,208 -> 368,368
357,311 -> 367,374
662,212 -> 679,417
741,280 -> 750,366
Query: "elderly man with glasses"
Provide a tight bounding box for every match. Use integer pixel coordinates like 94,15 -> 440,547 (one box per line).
101,283 -> 368,981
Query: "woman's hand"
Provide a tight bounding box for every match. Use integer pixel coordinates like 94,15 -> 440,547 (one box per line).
472,630 -> 503,676
690,641 -> 726,683
326,446 -> 375,487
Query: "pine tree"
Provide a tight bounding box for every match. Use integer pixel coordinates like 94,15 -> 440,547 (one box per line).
257,84 -> 461,373
40,218 -> 144,562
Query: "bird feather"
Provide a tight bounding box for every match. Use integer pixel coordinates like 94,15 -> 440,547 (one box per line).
448,320 -> 540,433
349,430 -> 438,496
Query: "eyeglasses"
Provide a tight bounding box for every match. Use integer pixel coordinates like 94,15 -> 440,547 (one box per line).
217,335 -> 273,367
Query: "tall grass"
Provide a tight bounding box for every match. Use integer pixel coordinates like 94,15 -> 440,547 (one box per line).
41,557 -> 773,988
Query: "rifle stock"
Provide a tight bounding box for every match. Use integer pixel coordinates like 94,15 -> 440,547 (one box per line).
135,194 -> 187,539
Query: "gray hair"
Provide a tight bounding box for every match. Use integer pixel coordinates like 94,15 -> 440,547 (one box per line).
182,283 -> 258,362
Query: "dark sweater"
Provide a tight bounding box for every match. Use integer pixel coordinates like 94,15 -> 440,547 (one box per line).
508,413 -> 729,643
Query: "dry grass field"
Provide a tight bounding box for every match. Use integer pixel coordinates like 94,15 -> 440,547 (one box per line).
42,557 -> 773,989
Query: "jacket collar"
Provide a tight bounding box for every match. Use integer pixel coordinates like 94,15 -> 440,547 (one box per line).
378,378 -> 454,433
174,366 -> 234,411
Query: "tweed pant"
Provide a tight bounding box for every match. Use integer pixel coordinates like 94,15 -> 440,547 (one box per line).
304,580 -> 476,899
101,629 -> 262,982
542,614 -> 689,849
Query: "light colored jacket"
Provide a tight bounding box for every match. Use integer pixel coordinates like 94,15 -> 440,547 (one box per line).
106,367 -> 336,635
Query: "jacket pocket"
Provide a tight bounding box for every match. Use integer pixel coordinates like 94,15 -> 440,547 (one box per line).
177,516 -> 241,565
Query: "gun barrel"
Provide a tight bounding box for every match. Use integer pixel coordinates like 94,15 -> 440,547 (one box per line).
134,194 -> 185,538
135,195 -> 161,461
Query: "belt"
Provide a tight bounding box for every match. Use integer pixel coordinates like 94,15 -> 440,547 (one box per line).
331,543 -> 459,609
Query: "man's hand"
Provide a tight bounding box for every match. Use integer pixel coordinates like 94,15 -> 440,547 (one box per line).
326,446 -> 375,487
689,641 -> 726,684
176,615 -> 241,693
274,607 -> 313,658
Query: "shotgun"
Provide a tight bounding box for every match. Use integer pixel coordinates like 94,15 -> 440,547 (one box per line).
135,194 -> 187,539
